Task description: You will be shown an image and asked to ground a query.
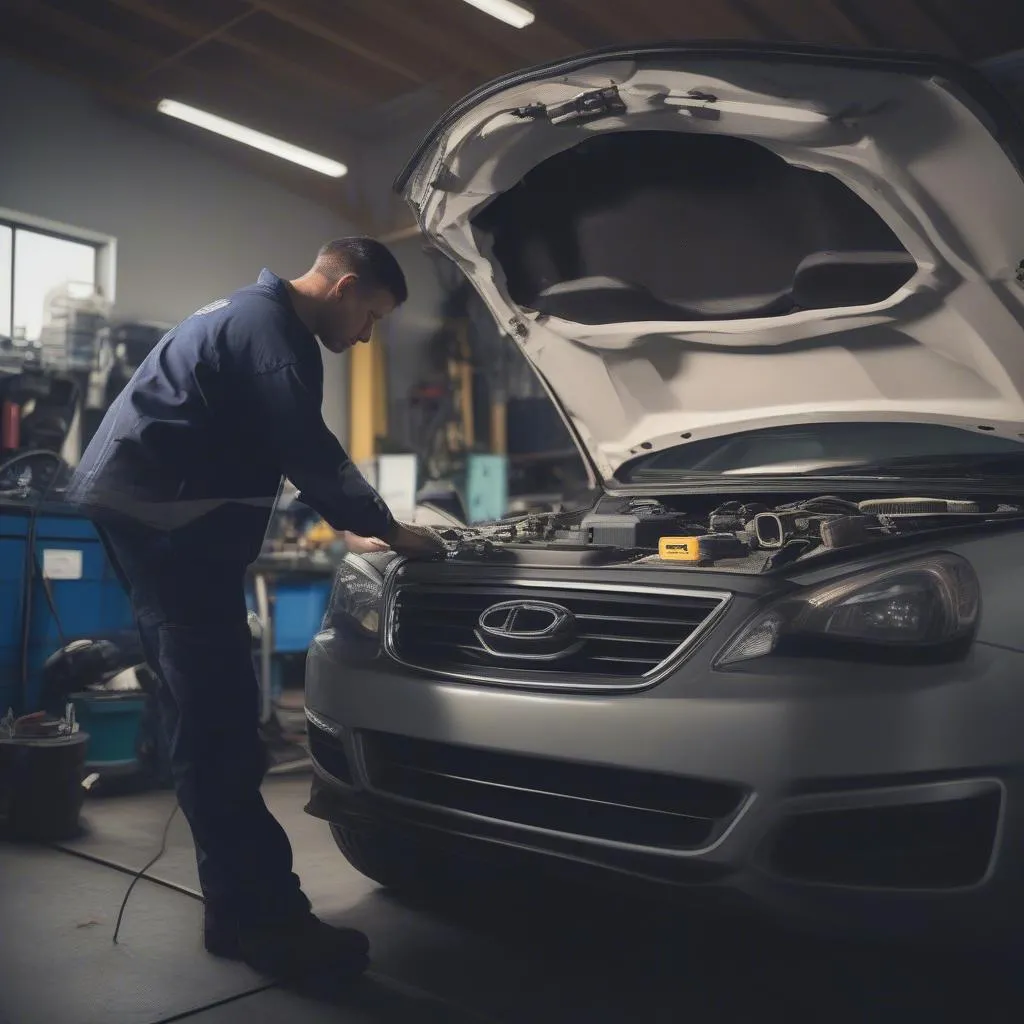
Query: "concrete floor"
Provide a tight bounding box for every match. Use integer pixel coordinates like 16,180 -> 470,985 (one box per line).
2,774 -> 1023,1024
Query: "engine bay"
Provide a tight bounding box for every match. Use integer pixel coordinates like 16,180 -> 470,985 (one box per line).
431,492 -> 1024,573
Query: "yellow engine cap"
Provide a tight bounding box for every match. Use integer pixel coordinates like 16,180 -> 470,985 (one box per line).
659,536 -> 703,561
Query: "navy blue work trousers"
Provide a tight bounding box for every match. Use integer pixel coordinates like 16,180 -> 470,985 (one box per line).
97,520 -> 309,925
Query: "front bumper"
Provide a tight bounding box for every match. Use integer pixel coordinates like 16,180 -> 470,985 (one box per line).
304,634 -> 1024,940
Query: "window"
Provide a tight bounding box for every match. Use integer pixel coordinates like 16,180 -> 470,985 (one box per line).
0,218 -> 109,344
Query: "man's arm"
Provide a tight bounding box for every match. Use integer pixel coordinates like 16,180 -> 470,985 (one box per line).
245,363 -> 446,558
247,362 -> 395,539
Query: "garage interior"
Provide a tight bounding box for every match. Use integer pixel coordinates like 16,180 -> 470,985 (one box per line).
4,2 -> 1024,1022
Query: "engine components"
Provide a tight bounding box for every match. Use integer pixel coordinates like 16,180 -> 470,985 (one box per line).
438,493 -> 1023,572
581,500 -> 703,549
753,511 -> 846,549
859,497 -> 980,515
659,534 -> 749,564
709,502 -> 768,533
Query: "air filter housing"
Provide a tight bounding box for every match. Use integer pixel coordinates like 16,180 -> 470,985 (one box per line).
858,497 -> 979,515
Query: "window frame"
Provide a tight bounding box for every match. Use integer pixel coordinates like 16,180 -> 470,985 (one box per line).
0,208 -> 117,341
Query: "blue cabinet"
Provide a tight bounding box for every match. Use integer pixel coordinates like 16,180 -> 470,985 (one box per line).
269,579 -> 333,653
0,503 -> 135,714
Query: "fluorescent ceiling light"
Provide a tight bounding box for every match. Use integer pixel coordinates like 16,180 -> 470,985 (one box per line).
460,0 -> 534,29
156,99 -> 347,178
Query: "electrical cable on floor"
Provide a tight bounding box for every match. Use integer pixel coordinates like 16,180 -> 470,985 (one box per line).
51,839 -> 202,901
141,984 -> 280,1024
112,800 -> 182,943
51,824 -> 506,1024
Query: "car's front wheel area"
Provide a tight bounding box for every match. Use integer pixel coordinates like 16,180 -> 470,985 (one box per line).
328,818 -> 474,895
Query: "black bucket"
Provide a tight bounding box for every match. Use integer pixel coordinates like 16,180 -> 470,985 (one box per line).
0,732 -> 90,841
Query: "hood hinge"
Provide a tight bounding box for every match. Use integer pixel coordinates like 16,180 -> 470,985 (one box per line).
514,85 -> 627,127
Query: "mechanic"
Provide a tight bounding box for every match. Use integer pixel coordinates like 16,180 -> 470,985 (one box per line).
66,238 -> 445,982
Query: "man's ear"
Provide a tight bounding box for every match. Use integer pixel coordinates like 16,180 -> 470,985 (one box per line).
332,273 -> 360,300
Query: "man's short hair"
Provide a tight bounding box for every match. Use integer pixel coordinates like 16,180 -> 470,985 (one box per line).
314,237 -> 408,305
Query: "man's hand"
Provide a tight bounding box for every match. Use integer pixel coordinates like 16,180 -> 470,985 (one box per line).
342,532 -> 391,555
387,522 -> 447,560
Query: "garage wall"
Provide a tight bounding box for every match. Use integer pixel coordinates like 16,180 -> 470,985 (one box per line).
0,56 -> 357,441
383,237 -> 448,441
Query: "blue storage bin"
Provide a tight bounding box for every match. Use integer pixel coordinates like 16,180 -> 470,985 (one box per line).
0,504 -> 136,714
68,691 -> 146,771
0,513 -> 29,714
272,580 -> 333,653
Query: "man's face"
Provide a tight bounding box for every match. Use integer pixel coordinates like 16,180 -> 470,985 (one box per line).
318,274 -> 397,354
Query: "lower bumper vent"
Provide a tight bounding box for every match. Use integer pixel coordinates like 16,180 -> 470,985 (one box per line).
308,722 -> 353,785
765,789 -> 1001,890
360,731 -> 747,852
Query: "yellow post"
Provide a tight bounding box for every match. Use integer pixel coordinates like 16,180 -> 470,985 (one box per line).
348,325 -> 388,463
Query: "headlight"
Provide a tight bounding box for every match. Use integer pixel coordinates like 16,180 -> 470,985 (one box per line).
716,553 -> 980,666
321,553 -> 389,640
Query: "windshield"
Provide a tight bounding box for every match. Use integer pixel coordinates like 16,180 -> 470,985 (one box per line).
616,423 -> 1024,482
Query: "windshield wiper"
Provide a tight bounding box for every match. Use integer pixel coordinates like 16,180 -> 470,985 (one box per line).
803,451 -> 1024,478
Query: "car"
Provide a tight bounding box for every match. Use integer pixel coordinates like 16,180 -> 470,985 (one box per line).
304,42 -> 1024,944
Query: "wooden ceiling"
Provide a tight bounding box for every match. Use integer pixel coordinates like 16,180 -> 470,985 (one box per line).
5,0 -> 1024,235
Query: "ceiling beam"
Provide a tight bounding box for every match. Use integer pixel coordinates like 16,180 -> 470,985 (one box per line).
436,0 -> 590,63
722,0 -> 798,39
817,0 -> 887,47
7,0 -> 167,74
246,0 -> 427,86
553,0 -> 658,43
349,0 -> 519,83
0,15 -> 374,232
105,0 -> 366,102
899,0 -> 964,56
527,0 -> 614,51
125,7 -> 257,81
8,0 -> 359,132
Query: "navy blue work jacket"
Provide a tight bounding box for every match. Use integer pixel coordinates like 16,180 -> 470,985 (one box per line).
67,269 -> 393,564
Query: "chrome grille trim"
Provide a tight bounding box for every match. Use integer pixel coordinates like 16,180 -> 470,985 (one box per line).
383,578 -> 732,693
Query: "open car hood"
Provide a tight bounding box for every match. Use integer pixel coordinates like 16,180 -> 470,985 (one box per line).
396,44 -> 1024,483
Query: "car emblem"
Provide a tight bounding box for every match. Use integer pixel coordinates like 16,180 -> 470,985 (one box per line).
475,600 -> 582,661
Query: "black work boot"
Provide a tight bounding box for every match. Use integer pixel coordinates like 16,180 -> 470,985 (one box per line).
204,909 -> 370,981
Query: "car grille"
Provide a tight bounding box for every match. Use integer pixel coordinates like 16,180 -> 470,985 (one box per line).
360,731 -> 747,852
387,583 -> 727,689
